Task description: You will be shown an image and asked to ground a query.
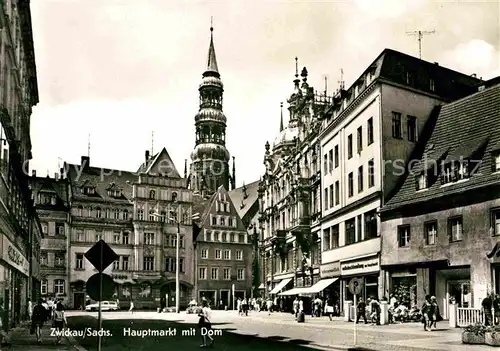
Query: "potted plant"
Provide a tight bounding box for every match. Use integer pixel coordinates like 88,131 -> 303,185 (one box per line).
462,323 -> 487,344
485,325 -> 500,346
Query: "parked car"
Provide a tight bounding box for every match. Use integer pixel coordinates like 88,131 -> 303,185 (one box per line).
85,301 -> 119,312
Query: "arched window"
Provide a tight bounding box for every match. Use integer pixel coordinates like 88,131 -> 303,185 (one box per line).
105,208 -> 111,218
149,190 -> 155,200
95,207 -> 102,218
137,209 -> 144,221
88,207 -> 93,217
171,192 -> 178,202
149,210 -> 155,221
123,209 -> 129,220
114,209 -> 120,220
160,211 -> 166,222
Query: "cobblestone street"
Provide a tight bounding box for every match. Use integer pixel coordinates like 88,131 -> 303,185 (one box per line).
64,310 -> 491,350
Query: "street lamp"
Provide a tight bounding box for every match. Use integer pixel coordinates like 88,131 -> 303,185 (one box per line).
153,209 -> 180,314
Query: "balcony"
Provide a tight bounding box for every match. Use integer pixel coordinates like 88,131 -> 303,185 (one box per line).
132,271 -> 162,280
289,217 -> 311,234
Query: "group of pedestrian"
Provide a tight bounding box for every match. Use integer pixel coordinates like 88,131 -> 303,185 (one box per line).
30,298 -> 67,344
355,297 -> 381,325
481,294 -> 500,326
236,298 -> 249,316
421,295 -> 441,331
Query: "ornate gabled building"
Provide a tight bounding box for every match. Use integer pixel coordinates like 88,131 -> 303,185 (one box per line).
194,185 -> 252,306
258,60 -> 331,303
189,25 -> 236,196
63,149 -> 195,310
0,0 -> 41,329
29,173 -> 70,303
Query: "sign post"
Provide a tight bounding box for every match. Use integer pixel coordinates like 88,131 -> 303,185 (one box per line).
348,278 -> 363,347
85,240 -> 118,351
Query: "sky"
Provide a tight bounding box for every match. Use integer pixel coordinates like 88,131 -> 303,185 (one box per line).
29,0 -> 500,187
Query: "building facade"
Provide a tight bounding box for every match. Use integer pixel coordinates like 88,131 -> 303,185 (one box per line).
380,78 -> 500,319
258,62 -> 330,304
0,0 -> 41,329
29,174 -> 70,303
189,25 -> 235,195
195,185 -> 252,307
318,49 -> 482,311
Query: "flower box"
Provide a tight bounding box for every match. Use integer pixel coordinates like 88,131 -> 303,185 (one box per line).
462,331 -> 485,344
486,332 -> 500,346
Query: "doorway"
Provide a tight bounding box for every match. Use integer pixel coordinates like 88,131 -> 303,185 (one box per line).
199,291 -> 216,306
448,280 -> 471,308
74,293 -> 85,310
219,290 -> 229,309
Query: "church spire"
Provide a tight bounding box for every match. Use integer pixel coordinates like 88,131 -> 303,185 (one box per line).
279,102 -> 284,132
206,19 -> 219,75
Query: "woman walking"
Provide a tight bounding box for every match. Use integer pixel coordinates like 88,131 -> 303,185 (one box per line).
324,297 -> 334,321
429,296 -> 441,330
421,295 -> 432,331
31,299 -> 47,343
53,302 -> 67,344
198,299 -> 214,348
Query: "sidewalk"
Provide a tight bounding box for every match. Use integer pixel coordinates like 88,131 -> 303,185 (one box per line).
3,322 -> 84,351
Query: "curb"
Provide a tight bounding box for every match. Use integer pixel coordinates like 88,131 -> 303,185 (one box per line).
65,334 -> 88,351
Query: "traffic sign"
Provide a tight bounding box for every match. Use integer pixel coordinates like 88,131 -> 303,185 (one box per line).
84,240 -> 118,272
86,273 -> 115,301
348,278 -> 363,295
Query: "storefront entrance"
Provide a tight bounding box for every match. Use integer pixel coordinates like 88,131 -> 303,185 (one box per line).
448,280 -> 471,308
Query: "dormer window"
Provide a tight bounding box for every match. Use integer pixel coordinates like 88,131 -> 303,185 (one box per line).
494,153 -> 500,172
149,190 -> 155,200
50,196 -> 56,205
442,161 -> 470,185
457,162 -> 469,180
442,164 -> 456,184
84,186 -> 95,195
415,174 -> 427,191
114,190 -> 121,197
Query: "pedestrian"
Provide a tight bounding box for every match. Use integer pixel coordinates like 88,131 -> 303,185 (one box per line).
356,298 -> 367,324
237,298 -> 242,315
27,299 -> 33,321
494,295 -> 500,325
53,302 -> 67,344
129,301 -> 134,314
370,298 -> 381,325
482,295 -> 493,326
31,299 -> 47,343
198,299 -> 214,348
266,298 -> 272,315
429,296 -> 441,330
242,298 -> 248,316
293,297 -> 299,320
421,295 -> 432,331
324,297 -> 334,321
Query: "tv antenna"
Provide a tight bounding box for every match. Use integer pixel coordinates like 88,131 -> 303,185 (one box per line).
406,30 -> 436,59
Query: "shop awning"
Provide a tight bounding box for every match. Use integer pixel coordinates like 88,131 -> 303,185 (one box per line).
269,278 -> 292,294
301,278 -> 339,294
278,287 -> 310,296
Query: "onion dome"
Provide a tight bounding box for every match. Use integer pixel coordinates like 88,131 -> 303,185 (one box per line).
195,107 -> 227,123
190,143 -> 230,162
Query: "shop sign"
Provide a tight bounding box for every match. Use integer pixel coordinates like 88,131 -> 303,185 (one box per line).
2,236 -> 29,276
340,255 -> 379,276
320,261 -> 341,278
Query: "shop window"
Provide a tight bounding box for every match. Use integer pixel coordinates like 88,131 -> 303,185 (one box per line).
398,225 -> 410,247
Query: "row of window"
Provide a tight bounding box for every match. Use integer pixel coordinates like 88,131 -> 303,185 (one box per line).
198,267 -> 245,280
74,230 -> 130,244
40,252 -> 65,267
41,222 -> 65,236
392,112 -> 417,141
137,209 -> 191,225
323,118 -> 375,176
416,153 -> 500,191
323,159 -> 375,210
74,205 -> 129,220
77,253 -> 187,273
204,231 -> 246,243
200,248 -> 244,260
41,279 -> 65,295
322,210 -> 378,251
143,232 -> 185,247
210,214 -> 236,227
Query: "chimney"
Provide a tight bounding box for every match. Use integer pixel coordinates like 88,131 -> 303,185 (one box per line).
145,150 -> 150,163
81,156 -> 90,170
31,170 -> 36,177
60,167 -> 64,180
471,73 -> 477,78
54,173 -> 59,181
434,62 -> 439,66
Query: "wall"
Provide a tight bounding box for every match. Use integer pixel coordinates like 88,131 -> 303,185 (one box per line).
380,84 -> 444,198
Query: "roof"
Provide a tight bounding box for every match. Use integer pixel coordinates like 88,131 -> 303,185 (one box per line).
384,81 -> 500,210
65,161 -> 137,204
205,27 -> 219,76
228,180 -> 260,222
29,176 -> 69,211
136,147 -> 181,178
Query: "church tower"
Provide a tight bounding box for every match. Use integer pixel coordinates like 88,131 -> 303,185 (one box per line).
190,25 -> 235,195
